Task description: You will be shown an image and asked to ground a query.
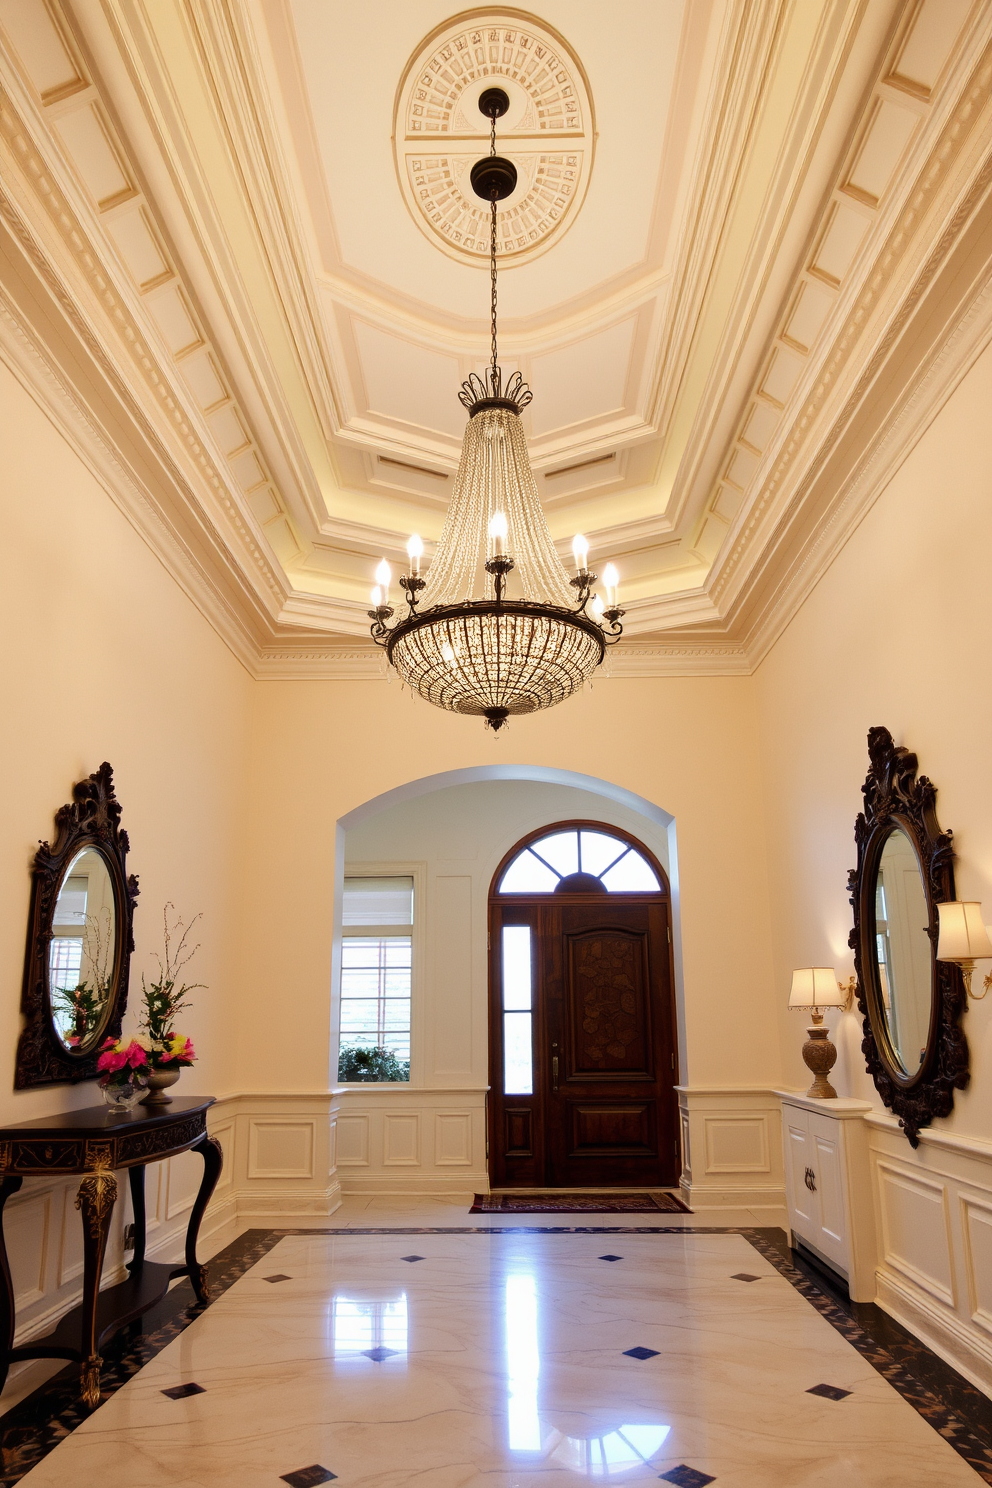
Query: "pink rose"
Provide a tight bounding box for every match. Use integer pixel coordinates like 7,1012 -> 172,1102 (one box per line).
126,1041 -> 148,1069
97,1048 -> 128,1073
180,1038 -> 196,1063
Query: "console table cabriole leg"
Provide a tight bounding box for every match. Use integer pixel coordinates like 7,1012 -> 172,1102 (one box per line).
0,1174 -> 24,1395
185,1135 -> 222,1303
75,1165 -> 118,1408
127,1163 -> 147,1272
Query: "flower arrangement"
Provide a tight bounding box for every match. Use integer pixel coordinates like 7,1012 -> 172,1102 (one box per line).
140,903 -> 203,1071
97,1034 -> 153,1088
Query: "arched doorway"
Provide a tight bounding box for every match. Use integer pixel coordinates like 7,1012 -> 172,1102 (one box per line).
488,821 -> 679,1190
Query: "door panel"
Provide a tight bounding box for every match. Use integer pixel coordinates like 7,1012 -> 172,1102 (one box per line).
568,1102 -> 654,1155
566,928 -> 653,1076
489,894 -> 677,1188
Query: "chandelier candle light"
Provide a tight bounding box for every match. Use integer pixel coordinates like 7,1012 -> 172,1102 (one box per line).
369,87 -> 623,732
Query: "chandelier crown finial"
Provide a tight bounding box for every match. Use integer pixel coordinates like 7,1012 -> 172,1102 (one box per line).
458,365 -> 533,417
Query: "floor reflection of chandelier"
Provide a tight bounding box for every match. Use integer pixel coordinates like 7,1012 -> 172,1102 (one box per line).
369,88 -> 623,733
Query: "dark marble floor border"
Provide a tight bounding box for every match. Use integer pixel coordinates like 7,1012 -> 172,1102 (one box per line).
1,1224 -> 990,1485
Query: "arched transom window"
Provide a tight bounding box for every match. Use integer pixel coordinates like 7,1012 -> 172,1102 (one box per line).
498,828 -> 661,895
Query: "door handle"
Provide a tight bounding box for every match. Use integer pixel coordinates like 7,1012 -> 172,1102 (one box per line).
552,1055 -> 559,1094
804,1166 -> 817,1193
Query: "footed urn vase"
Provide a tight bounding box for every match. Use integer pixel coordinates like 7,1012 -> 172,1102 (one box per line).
140,1067 -> 181,1106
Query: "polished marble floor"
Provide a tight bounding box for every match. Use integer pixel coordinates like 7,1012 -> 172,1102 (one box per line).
10,1211 -> 990,1487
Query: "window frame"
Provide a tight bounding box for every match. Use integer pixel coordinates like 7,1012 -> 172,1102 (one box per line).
334,861 -> 425,1087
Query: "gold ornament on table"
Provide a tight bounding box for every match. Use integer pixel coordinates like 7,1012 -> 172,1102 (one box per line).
788,968 -> 854,1098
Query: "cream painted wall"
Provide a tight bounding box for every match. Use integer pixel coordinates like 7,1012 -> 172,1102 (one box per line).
754,339 -> 992,1135
239,674 -> 781,1094
0,358 -> 253,1117
342,778 -> 673,1089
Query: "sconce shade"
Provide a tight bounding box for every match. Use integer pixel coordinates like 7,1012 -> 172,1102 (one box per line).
789,967 -> 845,1009
936,902 -> 992,962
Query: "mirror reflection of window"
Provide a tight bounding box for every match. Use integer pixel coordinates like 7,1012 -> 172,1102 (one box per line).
49,849 -> 115,1050
503,1262 -> 671,1472
875,831 -> 932,1074
332,1295 -> 408,1358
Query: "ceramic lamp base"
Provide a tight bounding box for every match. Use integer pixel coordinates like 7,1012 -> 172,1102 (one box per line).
802,1025 -> 838,1098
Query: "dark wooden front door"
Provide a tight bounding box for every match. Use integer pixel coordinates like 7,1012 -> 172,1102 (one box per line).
489,894 -> 679,1188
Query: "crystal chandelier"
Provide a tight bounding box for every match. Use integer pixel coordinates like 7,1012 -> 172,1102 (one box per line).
369,88 -> 623,732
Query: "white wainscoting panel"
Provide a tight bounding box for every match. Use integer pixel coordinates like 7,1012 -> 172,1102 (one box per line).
6,1189 -> 49,1310
875,1159 -> 955,1306
333,1087 -> 488,1193
383,1114 -> 420,1166
676,1086 -> 785,1208
868,1113 -> 992,1393
247,1119 -> 316,1180
962,1196 -> 992,1336
703,1116 -> 769,1174
337,1114 -> 370,1167
435,1111 -> 472,1166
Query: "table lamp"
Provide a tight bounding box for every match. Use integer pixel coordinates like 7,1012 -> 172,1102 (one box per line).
789,967 -> 847,1098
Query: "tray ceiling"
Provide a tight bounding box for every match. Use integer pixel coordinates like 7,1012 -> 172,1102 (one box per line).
0,0 -> 989,676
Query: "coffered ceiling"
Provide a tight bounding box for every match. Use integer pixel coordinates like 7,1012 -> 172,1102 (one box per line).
0,0 -> 990,675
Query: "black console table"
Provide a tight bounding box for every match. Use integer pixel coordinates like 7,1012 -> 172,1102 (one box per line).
0,1097 -> 221,1406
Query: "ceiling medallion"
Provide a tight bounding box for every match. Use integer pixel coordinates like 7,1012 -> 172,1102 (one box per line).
370,89 -> 622,734
393,9 -> 594,266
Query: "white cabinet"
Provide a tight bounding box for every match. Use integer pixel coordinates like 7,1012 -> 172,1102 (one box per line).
776,1091 -> 877,1302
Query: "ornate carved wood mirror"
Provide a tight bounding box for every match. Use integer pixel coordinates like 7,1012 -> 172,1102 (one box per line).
848,727 -> 968,1145
16,763 -> 139,1089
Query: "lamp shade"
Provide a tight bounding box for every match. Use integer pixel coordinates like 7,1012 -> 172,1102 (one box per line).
789,967 -> 844,1009
936,902 -> 992,962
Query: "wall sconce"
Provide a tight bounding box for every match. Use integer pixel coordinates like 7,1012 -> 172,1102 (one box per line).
788,967 -> 852,1099
936,902 -> 992,999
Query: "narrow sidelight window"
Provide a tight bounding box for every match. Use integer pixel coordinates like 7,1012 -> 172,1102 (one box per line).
502,925 -> 533,1094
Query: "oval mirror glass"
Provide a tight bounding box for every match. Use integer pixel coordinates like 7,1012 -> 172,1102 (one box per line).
872,828 -> 933,1075
48,847 -> 117,1053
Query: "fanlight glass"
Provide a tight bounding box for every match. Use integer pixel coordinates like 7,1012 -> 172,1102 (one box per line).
500,830 -> 660,894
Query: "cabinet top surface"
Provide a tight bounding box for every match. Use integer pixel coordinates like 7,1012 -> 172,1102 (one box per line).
774,1089 -> 874,1117
0,1096 -> 214,1140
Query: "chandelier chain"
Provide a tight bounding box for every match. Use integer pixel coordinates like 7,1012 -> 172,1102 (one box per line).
490,111 -> 498,379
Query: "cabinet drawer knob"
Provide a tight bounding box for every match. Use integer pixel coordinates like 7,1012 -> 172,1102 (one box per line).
804,1166 -> 817,1192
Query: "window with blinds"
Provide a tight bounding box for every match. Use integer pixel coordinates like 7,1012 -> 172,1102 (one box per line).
338,876 -> 413,1083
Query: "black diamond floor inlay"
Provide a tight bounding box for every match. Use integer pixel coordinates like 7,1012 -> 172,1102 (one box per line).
400,1255 -> 425,1262
659,1466 -> 716,1487
280,1467 -> 337,1487
731,1272 -> 761,1282
363,1347 -> 400,1362
807,1382 -> 852,1401
623,1346 -> 660,1360
265,1273 -> 292,1283
599,1254 -> 623,1262
160,1382 -> 206,1400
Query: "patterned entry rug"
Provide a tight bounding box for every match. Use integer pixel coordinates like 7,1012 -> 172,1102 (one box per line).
469,1190 -> 692,1214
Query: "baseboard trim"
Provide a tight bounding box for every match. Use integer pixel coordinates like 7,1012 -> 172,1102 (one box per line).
876,1268 -> 992,1396
683,1183 -> 787,1209
339,1173 -> 489,1196
236,1184 -> 343,1217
